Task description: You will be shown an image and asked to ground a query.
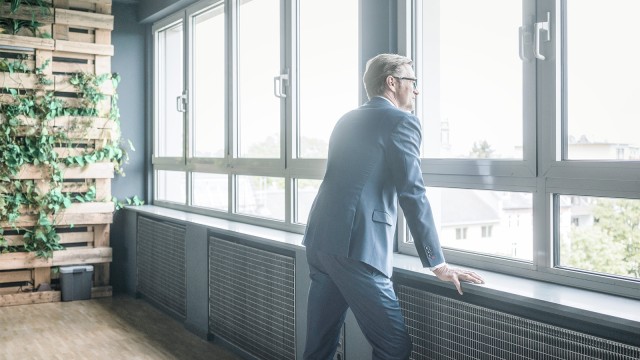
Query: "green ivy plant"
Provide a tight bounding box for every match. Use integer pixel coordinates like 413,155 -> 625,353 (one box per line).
8,0 -> 52,14
0,55 -> 141,257
0,18 -> 43,36
0,0 -> 52,37
112,195 -> 144,211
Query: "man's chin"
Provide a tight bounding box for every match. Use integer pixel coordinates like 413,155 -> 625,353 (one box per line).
401,104 -> 415,113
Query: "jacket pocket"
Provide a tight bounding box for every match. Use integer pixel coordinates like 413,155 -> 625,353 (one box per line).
372,210 -> 392,226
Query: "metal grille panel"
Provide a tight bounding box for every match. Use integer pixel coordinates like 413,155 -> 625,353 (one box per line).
209,237 -> 296,360
137,216 -> 186,318
397,285 -> 640,360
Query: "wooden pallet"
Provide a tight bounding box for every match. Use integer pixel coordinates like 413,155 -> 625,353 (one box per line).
1,161 -> 114,307
0,287 -> 112,307
0,3 -> 55,39
0,0 -> 116,307
0,222 -> 113,307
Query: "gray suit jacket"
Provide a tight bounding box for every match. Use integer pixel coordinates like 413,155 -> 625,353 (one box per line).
303,97 -> 445,277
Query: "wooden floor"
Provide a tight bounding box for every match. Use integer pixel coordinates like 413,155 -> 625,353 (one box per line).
0,294 -> 242,360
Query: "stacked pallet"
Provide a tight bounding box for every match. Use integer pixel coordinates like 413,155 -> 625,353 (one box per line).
0,0 -> 116,306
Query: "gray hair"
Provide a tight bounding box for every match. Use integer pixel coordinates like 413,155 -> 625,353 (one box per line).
363,53 -> 413,99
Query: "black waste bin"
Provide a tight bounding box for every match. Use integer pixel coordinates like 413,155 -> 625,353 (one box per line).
60,265 -> 93,301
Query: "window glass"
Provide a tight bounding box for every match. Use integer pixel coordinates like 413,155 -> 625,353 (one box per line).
236,176 -> 285,220
156,170 -> 186,204
295,179 -> 322,224
565,1 -> 640,160
418,0 -> 523,159
407,188 -> 533,261
193,6 -> 225,158
237,0 -> 281,158
156,22 -> 184,157
192,173 -> 228,211
298,0 -> 358,158
558,195 -> 640,279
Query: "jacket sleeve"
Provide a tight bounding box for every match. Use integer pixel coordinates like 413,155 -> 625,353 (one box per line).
385,114 -> 446,268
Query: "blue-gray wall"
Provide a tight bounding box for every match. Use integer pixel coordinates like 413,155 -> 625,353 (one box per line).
138,0 -> 199,23
111,1 -> 146,294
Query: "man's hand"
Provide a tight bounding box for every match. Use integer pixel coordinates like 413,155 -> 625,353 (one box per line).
432,264 -> 485,295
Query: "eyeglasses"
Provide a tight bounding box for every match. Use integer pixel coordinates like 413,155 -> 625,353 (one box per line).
394,76 -> 418,89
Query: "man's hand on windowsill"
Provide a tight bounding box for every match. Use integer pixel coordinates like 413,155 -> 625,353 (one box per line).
433,264 -> 486,295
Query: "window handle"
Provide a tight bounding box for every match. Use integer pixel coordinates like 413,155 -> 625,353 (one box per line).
534,12 -> 551,60
176,91 -> 187,113
519,26 -> 530,61
273,70 -> 289,98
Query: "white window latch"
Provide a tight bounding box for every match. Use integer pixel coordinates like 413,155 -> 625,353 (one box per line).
176,90 -> 188,113
518,23 -> 533,62
534,12 -> 551,60
273,70 -> 289,98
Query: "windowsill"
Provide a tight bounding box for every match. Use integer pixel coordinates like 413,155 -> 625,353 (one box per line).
125,205 -> 304,250
125,205 -> 640,344
393,254 -> 640,342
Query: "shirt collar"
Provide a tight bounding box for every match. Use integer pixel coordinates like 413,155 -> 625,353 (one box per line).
373,96 -> 396,108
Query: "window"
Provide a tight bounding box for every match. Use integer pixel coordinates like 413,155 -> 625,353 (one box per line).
565,1 -> 640,161
192,173 -> 228,211
417,188 -> 532,261
559,196 -> 639,280
152,0 -> 359,232
236,176 -> 285,221
294,179 -> 322,225
297,0 -> 358,159
481,226 -> 493,238
398,0 -> 640,298
237,0 -> 281,159
151,0 -> 640,298
417,0 -> 525,160
156,170 -> 187,204
192,6 -> 225,158
155,19 -> 184,159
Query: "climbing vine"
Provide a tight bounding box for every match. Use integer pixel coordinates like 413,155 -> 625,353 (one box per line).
0,0 -> 53,38
0,53 -> 140,258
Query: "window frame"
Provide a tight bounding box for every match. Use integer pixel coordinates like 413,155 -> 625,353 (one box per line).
152,12 -> 187,168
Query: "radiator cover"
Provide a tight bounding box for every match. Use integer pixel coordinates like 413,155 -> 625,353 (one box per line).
137,216 -> 187,319
209,237 -> 296,360
396,284 -> 640,359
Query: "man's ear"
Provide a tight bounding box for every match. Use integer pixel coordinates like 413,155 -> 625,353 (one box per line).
386,75 -> 396,91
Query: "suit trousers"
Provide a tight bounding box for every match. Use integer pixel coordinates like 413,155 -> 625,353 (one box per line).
303,250 -> 412,360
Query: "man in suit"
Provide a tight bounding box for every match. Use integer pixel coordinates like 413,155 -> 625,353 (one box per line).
302,54 -> 485,360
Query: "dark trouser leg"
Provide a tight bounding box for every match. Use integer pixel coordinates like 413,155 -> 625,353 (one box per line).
314,253 -> 412,360
303,251 -> 349,360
